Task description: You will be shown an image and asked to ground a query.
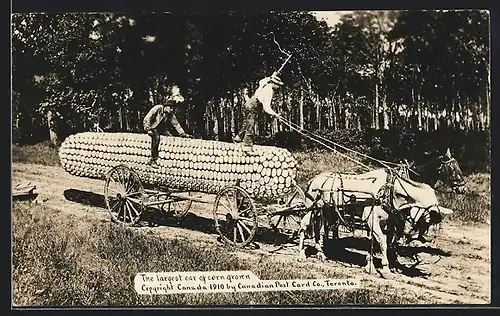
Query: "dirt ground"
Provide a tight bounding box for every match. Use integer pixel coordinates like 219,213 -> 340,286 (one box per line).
12,162 -> 491,304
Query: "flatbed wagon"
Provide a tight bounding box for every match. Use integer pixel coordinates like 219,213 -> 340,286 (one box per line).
59,132 -> 309,247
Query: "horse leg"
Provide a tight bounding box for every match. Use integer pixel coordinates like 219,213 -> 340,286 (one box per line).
314,208 -> 326,262
297,211 -> 311,261
363,208 -> 377,274
298,230 -> 307,262
385,225 -> 398,271
389,215 -> 408,272
364,207 -> 390,274
374,223 -> 389,269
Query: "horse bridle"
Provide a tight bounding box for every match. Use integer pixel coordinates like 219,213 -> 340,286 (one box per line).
412,156 -> 465,193
435,156 -> 466,193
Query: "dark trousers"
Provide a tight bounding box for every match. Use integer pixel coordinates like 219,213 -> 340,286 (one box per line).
237,98 -> 259,146
148,128 -> 160,160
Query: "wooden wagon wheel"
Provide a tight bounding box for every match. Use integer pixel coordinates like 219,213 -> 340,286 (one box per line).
164,191 -> 193,221
104,165 -> 145,226
269,185 -> 306,238
213,186 -> 257,247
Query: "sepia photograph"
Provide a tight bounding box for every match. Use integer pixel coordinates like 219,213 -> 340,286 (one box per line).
11,10 -> 491,306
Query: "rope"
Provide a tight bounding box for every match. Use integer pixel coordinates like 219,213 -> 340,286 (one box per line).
276,114 -> 400,172
275,114 -> 425,179
278,116 -> 370,165
277,116 -> 373,172
293,58 -> 423,177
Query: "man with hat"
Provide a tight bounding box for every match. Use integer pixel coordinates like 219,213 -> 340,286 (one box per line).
233,72 -> 284,151
143,92 -> 193,168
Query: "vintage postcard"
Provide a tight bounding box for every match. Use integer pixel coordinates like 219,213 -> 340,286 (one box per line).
11,10 -> 491,307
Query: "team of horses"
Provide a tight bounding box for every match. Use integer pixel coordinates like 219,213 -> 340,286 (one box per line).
295,148 -> 466,275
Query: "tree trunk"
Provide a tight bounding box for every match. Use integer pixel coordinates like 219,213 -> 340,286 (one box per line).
208,102 -> 216,139
226,99 -> 231,140
332,96 -> 337,130
485,71 -> 491,129
373,82 -> 379,129
216,99 -> 224,141
344,109 -> 350,130
287,92 -> 292,131
388,103 -> 393,129
316,93 -> 321,130
381,90 -> 389,130
118,108 -> 123,131
299,89 -> 304,129
338,95 -> 344,130
231,93 -> 236,138
125,109 -> 130,132
46,110 -> 58,146
326,97 -> 332,129
137,110 -> 142,132
417,102 -> 422,131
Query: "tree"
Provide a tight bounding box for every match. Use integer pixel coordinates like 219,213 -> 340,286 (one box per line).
12,13 -> 131,142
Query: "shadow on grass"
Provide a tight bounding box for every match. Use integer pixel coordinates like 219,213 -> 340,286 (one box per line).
62,189 -> 448,278
13,193 -> 39,202
64,189 -> 107,208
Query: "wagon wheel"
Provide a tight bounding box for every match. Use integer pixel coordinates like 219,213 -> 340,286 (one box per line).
213,186 -> 257,247
104,165 -> 145,226
164,191 -> 193,221
269,185 -> 306,238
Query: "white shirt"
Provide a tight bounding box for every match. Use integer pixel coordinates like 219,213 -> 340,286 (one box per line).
254,77 -> 277,116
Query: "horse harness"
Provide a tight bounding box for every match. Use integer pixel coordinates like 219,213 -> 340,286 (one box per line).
309,169 -> 440,236
310,172 -> 385,229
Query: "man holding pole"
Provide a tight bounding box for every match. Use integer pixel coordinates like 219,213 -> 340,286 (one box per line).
233,71 -> 284,151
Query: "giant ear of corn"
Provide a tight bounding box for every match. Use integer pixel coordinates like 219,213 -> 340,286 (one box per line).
58,132 -> 298,200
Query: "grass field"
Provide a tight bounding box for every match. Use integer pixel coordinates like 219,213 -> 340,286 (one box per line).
12,142 -> 61,167
12,201 -> 425,306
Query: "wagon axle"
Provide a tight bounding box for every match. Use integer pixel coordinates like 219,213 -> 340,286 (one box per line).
225,211 -> 239,221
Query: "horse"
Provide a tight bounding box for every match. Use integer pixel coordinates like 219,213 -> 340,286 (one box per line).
403,148 -> 466,194
297,149 -> 464,272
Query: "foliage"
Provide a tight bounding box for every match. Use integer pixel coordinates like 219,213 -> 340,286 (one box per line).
12,11 -> 490,167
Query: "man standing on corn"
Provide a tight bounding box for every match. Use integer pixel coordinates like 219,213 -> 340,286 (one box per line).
234,72 -> 284,151
143,87 -> 193,168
